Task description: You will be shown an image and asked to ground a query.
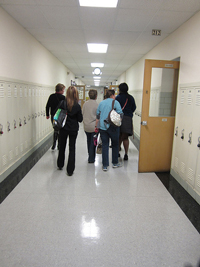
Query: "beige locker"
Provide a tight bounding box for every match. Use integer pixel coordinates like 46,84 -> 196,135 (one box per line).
0,82 -> 7,175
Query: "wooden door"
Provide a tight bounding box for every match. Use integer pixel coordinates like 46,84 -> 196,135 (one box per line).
138,59 -> 179,172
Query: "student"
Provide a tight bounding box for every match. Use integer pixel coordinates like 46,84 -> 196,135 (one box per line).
46,83 -> 65,150
116,83 -> 136,160
57,86 -> 83,176
95,90 -> 123,171
82,89 -> 98,163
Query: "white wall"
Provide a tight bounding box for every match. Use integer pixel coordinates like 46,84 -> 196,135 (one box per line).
119,10 -> 200,204
0,7 -> 81,183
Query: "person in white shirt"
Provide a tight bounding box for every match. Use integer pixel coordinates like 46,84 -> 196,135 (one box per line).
82,89 -> 98,163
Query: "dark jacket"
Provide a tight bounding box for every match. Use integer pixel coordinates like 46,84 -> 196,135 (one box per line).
116,93 -> 136,117
46,93 -> 65,117
59,100 -> 83,132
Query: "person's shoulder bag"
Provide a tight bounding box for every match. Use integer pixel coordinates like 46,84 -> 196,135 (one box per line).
53,100 -> 67,131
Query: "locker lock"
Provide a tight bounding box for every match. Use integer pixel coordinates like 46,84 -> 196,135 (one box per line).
19,118 -> 22,127
0,124 -> 3,135
24,116 -> 27,125
181,129 -> 184,140
188,132 -> 192,144
14,119 -> 17,129
7,121 -> 10,132
197,137 -> 200,148
175,127 -> 178,136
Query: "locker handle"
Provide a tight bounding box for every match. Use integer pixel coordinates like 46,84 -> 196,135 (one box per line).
197,137 -> 200,148
188,132 -> 192,144
175,127 -> 178,136
181,129 -> 184,140
0,124 -> 3,134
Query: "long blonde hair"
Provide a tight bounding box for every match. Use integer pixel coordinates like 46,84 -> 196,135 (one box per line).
66,86 -> 79,111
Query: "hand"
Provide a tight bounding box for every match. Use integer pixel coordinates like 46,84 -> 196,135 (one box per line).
46,116 -> 50,119
95,127 -> 99,133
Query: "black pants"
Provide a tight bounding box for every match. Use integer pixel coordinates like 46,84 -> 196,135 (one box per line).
57,129 -> 78,174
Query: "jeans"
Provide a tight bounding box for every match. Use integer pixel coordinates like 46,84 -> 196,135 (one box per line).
57,129 -> 78,174
100,125 -> 119,167
85,131 -> 96,163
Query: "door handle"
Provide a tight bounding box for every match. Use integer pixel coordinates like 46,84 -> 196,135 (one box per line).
141,121 -> 147,126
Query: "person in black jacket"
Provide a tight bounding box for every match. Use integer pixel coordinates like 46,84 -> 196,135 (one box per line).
57,86 -> 83,176
46,83 -> 65,150
115,83 -> 136,161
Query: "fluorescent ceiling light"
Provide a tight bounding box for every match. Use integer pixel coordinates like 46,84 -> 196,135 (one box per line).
87,43 -> 108,53
93,77 -> 101,79
91,63 -> 104,68
79,0 -> 118,8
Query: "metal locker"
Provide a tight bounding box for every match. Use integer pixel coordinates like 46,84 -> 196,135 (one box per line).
0,82 -> 7,175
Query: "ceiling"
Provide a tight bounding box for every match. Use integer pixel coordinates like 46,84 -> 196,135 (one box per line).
1,0 -> 200,87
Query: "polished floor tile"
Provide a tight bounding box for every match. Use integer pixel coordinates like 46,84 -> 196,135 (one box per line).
0,124 -> 200,267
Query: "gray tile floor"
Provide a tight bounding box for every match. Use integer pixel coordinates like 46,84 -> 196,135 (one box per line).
0,124 -> 200,267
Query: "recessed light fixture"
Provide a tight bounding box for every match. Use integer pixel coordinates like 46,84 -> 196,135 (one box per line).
91,63 -> 104,68
93,67 -> 102,75
79,0 -> 118,8
93,77 -> 101,79
87,43 -> 108,53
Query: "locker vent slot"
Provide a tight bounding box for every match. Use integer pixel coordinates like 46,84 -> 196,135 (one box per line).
196,175 -> 200,189
20,143 -> 23,153
187,168 -> 194,182
0,86 -> 4,98
175,157 -> 178,168
9,150 -> 13,160
180,162 -> 185,174
15,146 -> 18,156
2,155 -> 7,166
14,86 -> 18,98
196,91 -> 200,106
180,91 -> 185,104
8,86 -> 11,97
187,91 -> 192,105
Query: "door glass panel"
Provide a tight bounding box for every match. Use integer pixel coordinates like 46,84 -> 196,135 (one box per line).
149,67 -> 178,117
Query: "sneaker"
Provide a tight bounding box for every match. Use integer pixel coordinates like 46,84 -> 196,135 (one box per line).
102,166 -> 108,171
112,162 -> 123,168
124,154 -> 128,161
51,144 -> 56,150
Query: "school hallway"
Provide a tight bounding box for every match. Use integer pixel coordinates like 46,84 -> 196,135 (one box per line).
0,124 -> 200,267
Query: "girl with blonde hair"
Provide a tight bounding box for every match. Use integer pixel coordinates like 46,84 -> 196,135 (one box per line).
57,86 -> 83,176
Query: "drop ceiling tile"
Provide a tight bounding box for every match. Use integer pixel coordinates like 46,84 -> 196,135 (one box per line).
39,6 -> 82,30
34,0 -> 78,6
118,0 -> 165,10
114,9 -> 157,31
84,29 -> 111,43
1,5 -> 50,29
110,31 -> 141,45
0,0 -> 35,4
79,7 -> 117,31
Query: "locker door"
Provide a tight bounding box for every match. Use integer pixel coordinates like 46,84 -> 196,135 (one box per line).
0,82 -> 7,175
185,88 -> 197,187
171,88 -> 187,175
194,88 -> 200,195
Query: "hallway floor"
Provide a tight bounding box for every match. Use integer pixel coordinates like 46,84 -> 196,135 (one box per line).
0,125 -> 200,267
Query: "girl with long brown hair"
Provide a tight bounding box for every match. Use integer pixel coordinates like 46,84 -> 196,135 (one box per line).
57,86 -> 83,176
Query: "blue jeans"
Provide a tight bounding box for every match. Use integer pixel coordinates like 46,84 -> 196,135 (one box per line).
85,131 -> 96,163
100,125 -> 119,167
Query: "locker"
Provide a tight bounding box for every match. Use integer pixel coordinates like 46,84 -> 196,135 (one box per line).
0,82 -> 7,175
194,88 -> 200,195
171,88 -> 188,177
